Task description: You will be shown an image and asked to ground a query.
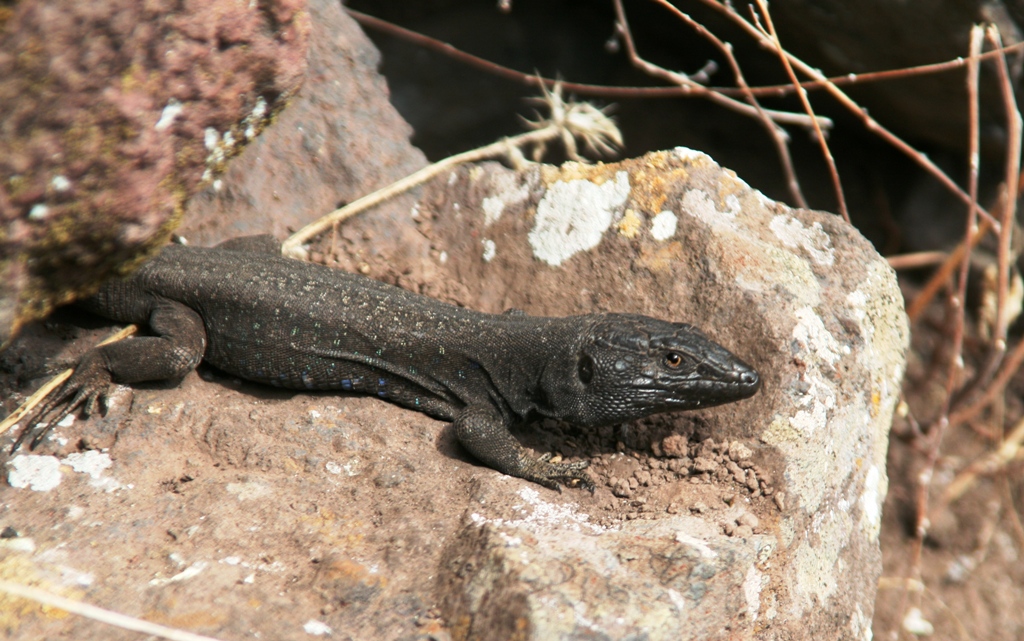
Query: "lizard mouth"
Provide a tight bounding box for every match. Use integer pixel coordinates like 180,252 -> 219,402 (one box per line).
658,367 -> 761,409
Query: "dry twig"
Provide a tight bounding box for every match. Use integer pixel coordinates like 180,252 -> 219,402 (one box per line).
346,7 -> 830,130
281,83 -> 621,258
0,579 -> 224,641
624,0 -> 808,206
750,0 -> 839,216
696,0 -> 997,229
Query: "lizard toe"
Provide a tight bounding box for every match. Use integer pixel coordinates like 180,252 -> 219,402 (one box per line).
11,355 -> 114,453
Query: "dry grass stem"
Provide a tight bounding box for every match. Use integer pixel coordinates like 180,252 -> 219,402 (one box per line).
943,415 -> 1024,501
0,579 -> 225,641
281,83 -> 622,258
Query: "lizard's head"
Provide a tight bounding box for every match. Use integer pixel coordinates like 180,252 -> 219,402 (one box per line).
563,314 -> 760,425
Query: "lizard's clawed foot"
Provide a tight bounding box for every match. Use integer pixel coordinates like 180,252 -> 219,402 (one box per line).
522,453 -> 595,493
10,354 -> 113,453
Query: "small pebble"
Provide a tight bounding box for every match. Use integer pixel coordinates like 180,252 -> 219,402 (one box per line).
737,512 -> 759,528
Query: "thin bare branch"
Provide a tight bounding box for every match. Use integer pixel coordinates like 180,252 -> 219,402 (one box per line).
887,251 -> 949,270
948,326 -> 1024,427
987,25 -> 1022,347
344,8 -> 1024,101
750,0 -> 843,218
892,27 -> 985,641
694,0 -> 997,230
906,217 -> 995,321
640,0 -> 806,205
611,0 -> 820,130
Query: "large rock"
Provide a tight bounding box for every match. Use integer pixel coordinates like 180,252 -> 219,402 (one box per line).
415,150 -> 908,639
1,149 -> 907,641
0,0 -> 311,344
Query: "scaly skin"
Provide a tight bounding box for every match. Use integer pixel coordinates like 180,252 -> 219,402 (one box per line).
12,236 -> 761,491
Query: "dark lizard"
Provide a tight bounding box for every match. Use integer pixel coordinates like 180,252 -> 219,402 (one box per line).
10,235 -> 760,491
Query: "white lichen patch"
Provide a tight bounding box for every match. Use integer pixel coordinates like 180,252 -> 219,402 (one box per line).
482,198 -> 506,227
791,505 -> 851,609
673,146 -> 713,164
303,620 -> 333,636
7,455 -> 62,491
226,481 -> 272,501
667,589 -> 686,613
243,96 -> 268,140
529,171 -> 630,266
769,215 -> 835,266
674,532 -> 717,559
743,565 -> 763,621
858,465 -> 883,540
793,307 -> 845,366
783,307 -> 844,438
682,189 -> 739,233
482,238 -> 497,262
204,127 -> 220,151
846,290 -> 869,324
63,450 -> 124,491
6,451 -> 126,492
155,99 -> 183,131
482,171 -> 533,226
148,561 -> 208,586
650,210 -> 678,241
63,450 -> 112,479
469,487 -> 608,534
50,175 -> 72,192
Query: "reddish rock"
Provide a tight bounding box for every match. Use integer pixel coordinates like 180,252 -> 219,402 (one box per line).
0,0 -> 310,343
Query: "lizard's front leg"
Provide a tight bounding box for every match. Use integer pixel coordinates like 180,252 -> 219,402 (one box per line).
12,299 -> 207,451
453,405 -> 594,492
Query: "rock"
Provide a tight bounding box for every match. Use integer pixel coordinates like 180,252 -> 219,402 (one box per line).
180,0 -> 427,257
441,488 -> 775,641
661,433 -> 690,457
0,0 -> 310,344
729,440 -> 753,462
419,150 -> 907,639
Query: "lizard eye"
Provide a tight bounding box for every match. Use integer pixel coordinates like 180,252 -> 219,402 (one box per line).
578,354 -> 594,384
664,352 -> 684,368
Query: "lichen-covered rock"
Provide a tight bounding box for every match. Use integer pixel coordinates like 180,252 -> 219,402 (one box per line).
0,0 -> 311,344
422,150 -> 908,640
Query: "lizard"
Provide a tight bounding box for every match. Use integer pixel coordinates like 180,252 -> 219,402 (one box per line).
9,235 -> 761,491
